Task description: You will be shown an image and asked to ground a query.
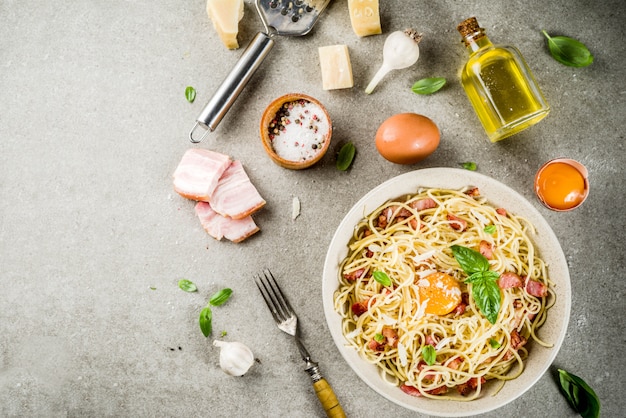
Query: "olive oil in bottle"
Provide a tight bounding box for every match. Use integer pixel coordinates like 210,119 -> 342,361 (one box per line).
457,17 -> 550,142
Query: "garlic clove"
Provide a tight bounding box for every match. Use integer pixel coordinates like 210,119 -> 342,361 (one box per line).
213,340 -> 255,377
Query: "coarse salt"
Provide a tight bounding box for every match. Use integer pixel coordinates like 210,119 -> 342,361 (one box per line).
269,100 -> 330,162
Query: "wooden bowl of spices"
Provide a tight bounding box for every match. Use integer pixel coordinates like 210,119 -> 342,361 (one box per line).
260,93 -> 332,170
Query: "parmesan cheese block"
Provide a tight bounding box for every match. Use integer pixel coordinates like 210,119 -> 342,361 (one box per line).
206,0 -> 244,49
347,0 -> 381,37
318,45 -> 354,90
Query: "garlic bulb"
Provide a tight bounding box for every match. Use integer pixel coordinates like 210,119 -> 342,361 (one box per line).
213,340 -> 255,376
365,29 -> 423,94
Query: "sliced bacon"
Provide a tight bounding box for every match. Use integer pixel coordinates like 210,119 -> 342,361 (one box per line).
367,339 -> 385,351
409,198 -> 437,211
194,201 -> 259,243
479,240 -> 494,259
496,208 -> 507,216
351,299 -> 370,317
525,279 -> 548,297
510,329 -> 527,350
343,268 -> 365,281
209,160 -> 266,220
465,187 -> 480,197
447,214 -> 467,231
417,361 -> 437,381
173,149 -> 231,201
454,293 -> 469,316
446,357 -> 463,370
400,384 -> 447,397
456,377 -> 486,396
425,334 -> 438,347
498,272 -> 523,289
382,326 -> 398,348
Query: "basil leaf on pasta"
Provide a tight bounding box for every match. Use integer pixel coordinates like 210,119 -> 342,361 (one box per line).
472,279 -> 501,324
373,270 -> 392,287
451,245 -> 490,274
422,345 -> 436,366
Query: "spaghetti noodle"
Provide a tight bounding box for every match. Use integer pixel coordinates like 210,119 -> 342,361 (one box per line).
334,187 -> 555,400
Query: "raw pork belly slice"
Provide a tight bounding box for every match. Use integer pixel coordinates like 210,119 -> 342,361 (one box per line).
210,160 -> 266,219
195,201 -> 259,243
173,149 -> 231,201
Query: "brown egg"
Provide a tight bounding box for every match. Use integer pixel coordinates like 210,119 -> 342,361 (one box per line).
375,113 -> 440,164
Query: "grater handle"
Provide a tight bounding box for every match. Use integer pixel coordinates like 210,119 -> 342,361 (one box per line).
189,32 -> 275,143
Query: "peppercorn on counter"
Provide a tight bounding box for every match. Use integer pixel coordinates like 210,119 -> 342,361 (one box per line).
0,1 -> 624,417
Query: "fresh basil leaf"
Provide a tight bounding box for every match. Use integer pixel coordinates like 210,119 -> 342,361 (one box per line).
337,142 -> 356,171
558,369 -> 600,418
422,345 -> 436,366
185,86 -> 196,103
411,77 -> 446,95
542,31 -> 593,67
489,338 -> 501,349
484,225 -> 497,234
451,245 -> 490,274
460,162 -> 477,171
178,279 -> 197,292
373,270 -> 392,287
209,288 -> 233,306
472,279 -> 501,324
199,307 -> 212,337
465,270 -> 499,284
374,333 -> 385,343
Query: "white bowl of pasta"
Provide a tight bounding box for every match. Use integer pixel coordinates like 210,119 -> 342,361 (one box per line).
322,168 -> 570,417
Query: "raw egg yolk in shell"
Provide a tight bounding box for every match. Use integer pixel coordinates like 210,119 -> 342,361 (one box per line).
418,272 -> 462,315
535,161 -> 588,211
375,113 -> 440,164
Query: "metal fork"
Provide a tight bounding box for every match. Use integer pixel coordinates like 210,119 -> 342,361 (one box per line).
254,269 -> 345,418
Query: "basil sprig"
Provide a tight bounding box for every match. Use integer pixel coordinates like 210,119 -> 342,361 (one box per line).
451,245 -> 501,324
373,270 -> 392,287
542,31 -> 593,67
198,288 -> 233,337
558,369 -> 600,418
336,142 -> 356,171
411,77 -> 446,95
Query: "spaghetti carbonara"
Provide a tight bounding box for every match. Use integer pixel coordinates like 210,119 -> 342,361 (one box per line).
334,187 -> 554,400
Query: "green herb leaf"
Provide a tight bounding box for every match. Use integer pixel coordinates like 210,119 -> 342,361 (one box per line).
199,307 -> 212,337
542,31 -> 593,67
489,338 -> 501,349
484,225 -> 497,234
422,345 -> 436,366
471,279 -> 501,324
411,77 -> 446,95
465,270 -> 499,284
451,245 -> 490,274
336,142 -> 356,171
374,333 -> 385,343
221,330 -> 228,337
373,270 -> 392,287
558,369 -> 600,418
185,86 -> 196,103
209,288 -> 233,306
178,279 -> 197,292
460,162 -> 477,171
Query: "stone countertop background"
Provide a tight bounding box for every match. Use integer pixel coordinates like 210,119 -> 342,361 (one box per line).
1,0 -> 624,417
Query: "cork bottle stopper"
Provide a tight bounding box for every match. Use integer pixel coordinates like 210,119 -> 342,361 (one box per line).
457,17 -> 485,45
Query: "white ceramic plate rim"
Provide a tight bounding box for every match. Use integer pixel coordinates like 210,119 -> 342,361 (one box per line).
322,168 -> 571,417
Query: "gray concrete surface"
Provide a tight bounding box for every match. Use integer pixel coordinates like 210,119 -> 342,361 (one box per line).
1,0 -> 625,417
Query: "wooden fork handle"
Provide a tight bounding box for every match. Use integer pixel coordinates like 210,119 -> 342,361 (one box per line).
312,378 -> 346,418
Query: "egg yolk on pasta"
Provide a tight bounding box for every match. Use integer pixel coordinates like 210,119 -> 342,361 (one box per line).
418,272 -> 462,315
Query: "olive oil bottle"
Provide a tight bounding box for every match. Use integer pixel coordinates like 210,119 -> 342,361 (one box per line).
457,17 -> 550,142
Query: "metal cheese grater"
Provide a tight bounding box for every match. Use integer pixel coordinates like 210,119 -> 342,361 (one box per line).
189,0 -> 332,143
